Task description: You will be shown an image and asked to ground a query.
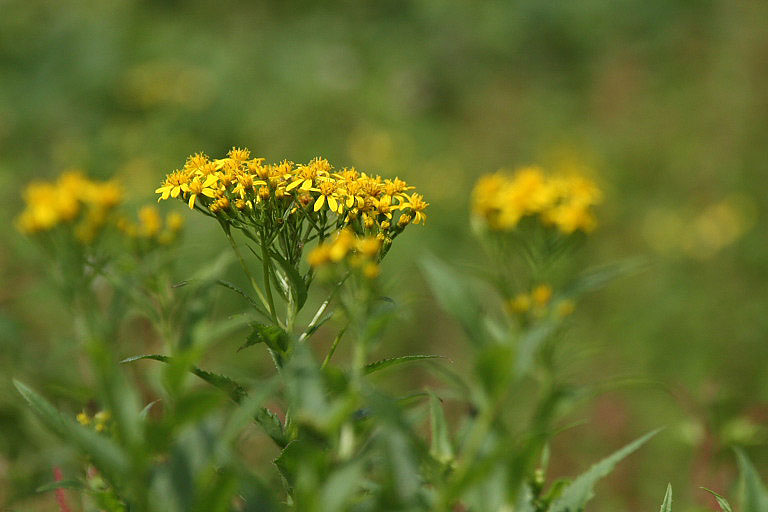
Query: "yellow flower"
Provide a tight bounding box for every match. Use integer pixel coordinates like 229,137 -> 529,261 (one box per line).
232,173 -> 266,199
329,228 -> 356,261
313,180 -> 342,213
287,157 -> 331,191
76,411 -> 91,426
18,171 -> 123,237
382,177 -> 413,204
308,244 -> 331,267
375,195 -> 396,220
556,299 -> 576,317
506,293 -> 531,314
401,193 -> 429,224
167,212 -> 184,232
532,284 -> 553,306
183,174 -> 218,209
155,170 -> 190,200
183,152 -> 210,173
137,206 -> 162,238
472,166 -> 600,234
363,262 -> 380,279
228,147 -> 251,162
341,179 -> 365,209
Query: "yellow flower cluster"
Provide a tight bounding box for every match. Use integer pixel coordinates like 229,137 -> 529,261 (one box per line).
117,206 -> 184,246
155,148 -> 428,239
505,284 -> 575,318
17,171 -> 123,242
76,410 -> 111,433
472,166 -> 601,234
308,228 -> 382,279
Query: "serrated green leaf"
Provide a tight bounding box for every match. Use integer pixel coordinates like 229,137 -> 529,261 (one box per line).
660,483 -> 672,512
14,380 -> 130,478
548,429 -> 660,512
36,479 -> 85,493
239,323 -> 290,353
735,448 -> 768,512
121,355 -> 285,447
701,488 -> 733,512
215,279 -> 269,318
428,392 -> 454,464
121,354 -> 247,403
364,354 -> 442,375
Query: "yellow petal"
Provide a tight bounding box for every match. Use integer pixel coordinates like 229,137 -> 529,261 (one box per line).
171,186 -> 181,198
202,188 -> 217,198
314,195 -> 325,212
188,194 -> 197,209
286,179 -> 302,191
301,180 -> 313,191
328,196 -> 338,213
203,174 -> 218,187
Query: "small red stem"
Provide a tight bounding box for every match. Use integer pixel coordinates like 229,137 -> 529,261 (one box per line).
52,467 -> 72,512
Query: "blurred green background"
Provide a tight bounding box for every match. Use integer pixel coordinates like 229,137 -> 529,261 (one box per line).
2,0 -> 768,510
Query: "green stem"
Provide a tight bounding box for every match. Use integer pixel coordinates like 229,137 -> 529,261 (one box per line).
260,232 -> 280,326
223,227 -> 271,311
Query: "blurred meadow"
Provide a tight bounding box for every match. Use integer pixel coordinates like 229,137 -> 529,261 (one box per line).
2,0 -> 768,510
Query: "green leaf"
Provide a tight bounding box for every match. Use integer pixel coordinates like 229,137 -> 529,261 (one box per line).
364,354 -> 443,375
548,429 -> 660,512
701,488 -> 733,512
139,399 -> 161,420
121,354 -> 247,403
515,321 -> 557,378
302,311 -> 334,340
659,483 -> 672,512
36,479 -> 85,493
121,355 -> 285,447
428,392 -> 454,464
421,255 -> 485,342
565,258 -> 647,298
319,461 -> 364,511
269,249 -> 308,310
14,380 -> 130,478
216,279 -> 269,318
239,323 -> 291,354
735,448 -> 768,512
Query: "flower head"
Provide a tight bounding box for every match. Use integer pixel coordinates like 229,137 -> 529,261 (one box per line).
472,166 -> 600,234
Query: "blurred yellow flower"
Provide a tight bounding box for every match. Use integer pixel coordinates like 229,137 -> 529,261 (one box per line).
17,171 -> 123,240
472,166 -> 601,234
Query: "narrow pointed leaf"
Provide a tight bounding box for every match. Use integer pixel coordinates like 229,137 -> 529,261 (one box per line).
660,483 -> 672,512
365,355 -> 442,375
36,479 -> 85,493
121,354 -> 247,403
548,429 -> 660,512
121,355 -> 285,447
269,249 -> 308,310
736,448 -> 768,512
216,279 -> 269,317
701,488 -> 733,512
